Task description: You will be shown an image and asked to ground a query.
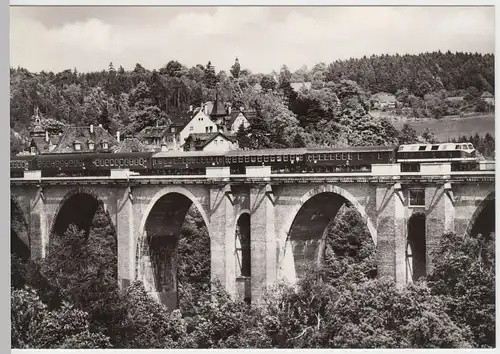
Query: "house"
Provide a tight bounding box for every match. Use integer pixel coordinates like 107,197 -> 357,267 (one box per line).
176,103 -> 219,149
50,124 -> 119,154
210,94 -> 251,134
481,92 -> 495,106
371,92 -> 398,110
26,108 -> 61,155
183,132 -> 238,152
113,137 -> 148,153
290,82 -> 312,93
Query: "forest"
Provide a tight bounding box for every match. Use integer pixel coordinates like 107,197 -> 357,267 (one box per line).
10,51 -> 496,348
10,51 -> 495,155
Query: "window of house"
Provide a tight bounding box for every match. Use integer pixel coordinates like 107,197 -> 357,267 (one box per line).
190,126 -> 194,131
74,143 -> 81,151
89,143 -> 95,150
409,189 -> 425,207
102,142 -> 108,150
30,147 -> 36,154
209,126 -> 213,132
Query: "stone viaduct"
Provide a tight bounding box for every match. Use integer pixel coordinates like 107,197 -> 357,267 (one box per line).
10,164 -> 495,307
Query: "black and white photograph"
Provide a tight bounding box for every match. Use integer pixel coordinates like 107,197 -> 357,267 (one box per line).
9,3 -> 496,350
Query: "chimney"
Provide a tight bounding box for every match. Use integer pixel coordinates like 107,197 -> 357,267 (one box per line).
189,105 -> 193,112
99,124 -> 103,128
90,124 -> 94,134
45,130 -> 49,143
161,142 -> 168,152
240,106 -> 244,112
116,131 -> 120,143
228,106 -> 232,115
204,104 -> 208,115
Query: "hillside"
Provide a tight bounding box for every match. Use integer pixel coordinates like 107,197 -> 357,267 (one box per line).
373,113 -> 495,141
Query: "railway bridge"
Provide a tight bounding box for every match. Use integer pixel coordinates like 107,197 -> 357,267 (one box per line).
10,163 -> 495,307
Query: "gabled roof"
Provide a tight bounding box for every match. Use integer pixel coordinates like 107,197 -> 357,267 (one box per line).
114,137 -> 148,153
50,125 -> 118,154
372,92 -> 397,103
30,137 -> 49,153
210,97 -> 227,117
185,132 -> 236,150
137,126 -> 169,139
226,110 -> 248,129
481,91 -> 494,98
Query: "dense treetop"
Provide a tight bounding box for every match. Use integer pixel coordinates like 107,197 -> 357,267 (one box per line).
10,51 -> 494,153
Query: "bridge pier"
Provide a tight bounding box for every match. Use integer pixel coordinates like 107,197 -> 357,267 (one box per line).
209,184 -> 237,295
425,183 -> 455,275
376,183 -> 406,286
114,186 -> 136,290
250,184 -> 277,304
29,188 -> 47,259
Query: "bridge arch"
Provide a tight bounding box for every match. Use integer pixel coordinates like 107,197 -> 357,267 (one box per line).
136,186 -> 211,309
50,187 -> 111,239
465,191 -> 495,238
11,194 -> 30,260
278,184 -> 377,283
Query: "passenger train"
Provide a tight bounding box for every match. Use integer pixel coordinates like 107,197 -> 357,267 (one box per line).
10,142 -> 482,178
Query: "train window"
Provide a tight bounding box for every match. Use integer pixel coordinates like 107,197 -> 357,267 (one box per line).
264,156 -> 269,162
238,156 -> 244,163
245,156 -> 250,163
232,157 -> 237,163
341,153 -> 347,160
455,145 -> 461,149
225,157 -> 231,164
312,154 -> 317,161
110,159 -> 114,166
357,153 -> 362,160
270,155 -> 275,162
431,145 -> 439,151
468,144 -> 474,149
139,158 -> 144,165
119,159 -> 124,166
348,153 -> 352,160
318,154 -> 324,161
418,146 -> 427,151
324,154 -> 330,161
257,156 -> 262,162
282,155 -> 288,162
335,153 -> 340,160
462,144 -> 468,150
251,156 -> 256,162
377,153 -> 382,160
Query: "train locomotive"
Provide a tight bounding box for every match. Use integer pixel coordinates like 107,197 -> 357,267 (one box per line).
10,142 -> 482,178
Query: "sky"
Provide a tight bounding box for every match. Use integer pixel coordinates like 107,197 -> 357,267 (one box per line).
10,6 -> 495,74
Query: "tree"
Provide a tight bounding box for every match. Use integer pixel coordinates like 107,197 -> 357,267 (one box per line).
260,75 -> 277,92
230,57 -> 241,79
204,61 -> 217,89
399,123 -> 418,144
427,232 -> 495,347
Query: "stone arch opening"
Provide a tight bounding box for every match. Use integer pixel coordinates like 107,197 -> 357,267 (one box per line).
281,189 -> 376,282
11,197 -> 30,260
235,212 -> 251,304
137,189 -> 211,310
406,212 -> 426,283
467,192 -> 495,239
51,189 -> 102,239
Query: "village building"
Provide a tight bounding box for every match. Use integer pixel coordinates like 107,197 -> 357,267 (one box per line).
371,92 -> 398,110
183,132 -> 238,152
481,91 -> 495,106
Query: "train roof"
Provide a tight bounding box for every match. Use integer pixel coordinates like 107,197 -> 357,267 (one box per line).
152,150 -> 227,158
226,148 -> 308,157
398,143 -> 475,152
11,154 -> 37,160
306,145 -> 397,153
36,151 -> 152,160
